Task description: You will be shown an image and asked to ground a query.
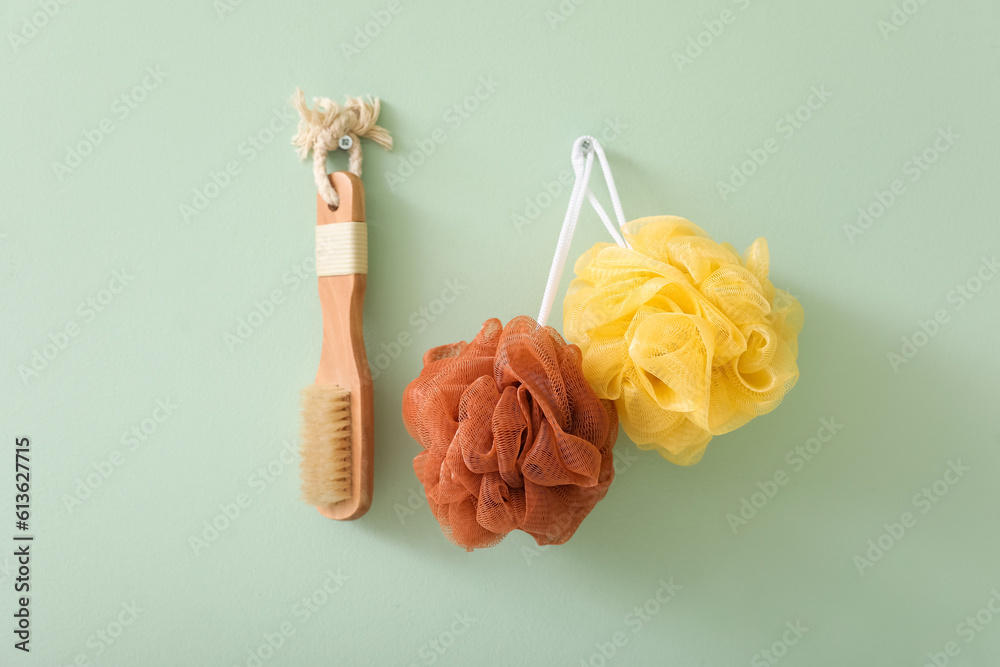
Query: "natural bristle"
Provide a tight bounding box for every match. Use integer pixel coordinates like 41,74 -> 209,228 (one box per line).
300,384 -> 353,506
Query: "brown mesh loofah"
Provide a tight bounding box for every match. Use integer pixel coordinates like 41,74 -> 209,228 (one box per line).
402,316 -> 618,551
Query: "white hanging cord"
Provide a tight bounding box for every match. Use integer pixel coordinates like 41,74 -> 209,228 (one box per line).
537,136 -> 629,327
291,89 -> 392,208
578,137 -> 628,247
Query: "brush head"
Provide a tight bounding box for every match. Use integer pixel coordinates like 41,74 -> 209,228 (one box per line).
299,384 -> 353,506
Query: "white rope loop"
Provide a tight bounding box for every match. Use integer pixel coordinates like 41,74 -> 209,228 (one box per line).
316,222 -> 368,276
537,136 -> 628,328
291,89 -> 392,207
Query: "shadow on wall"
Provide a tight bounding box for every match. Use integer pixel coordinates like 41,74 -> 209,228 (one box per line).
354,285 -> 994,650
539,287 -> 992,656
293,187 -> 994,658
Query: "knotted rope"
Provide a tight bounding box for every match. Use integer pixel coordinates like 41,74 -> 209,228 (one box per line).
291,88 -> 392,207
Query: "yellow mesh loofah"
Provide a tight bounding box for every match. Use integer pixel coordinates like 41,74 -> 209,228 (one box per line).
563,215 -> 803,465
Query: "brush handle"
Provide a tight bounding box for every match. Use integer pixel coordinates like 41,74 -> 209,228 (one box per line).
314,172 -> 374,521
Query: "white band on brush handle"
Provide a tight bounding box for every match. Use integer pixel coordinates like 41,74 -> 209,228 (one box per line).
316,222 -> 367,276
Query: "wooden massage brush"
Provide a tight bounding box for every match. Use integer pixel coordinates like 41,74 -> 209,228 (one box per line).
299,172 -> 374,521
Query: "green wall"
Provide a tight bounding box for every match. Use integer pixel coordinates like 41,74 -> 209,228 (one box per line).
2,0 -> 999,664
